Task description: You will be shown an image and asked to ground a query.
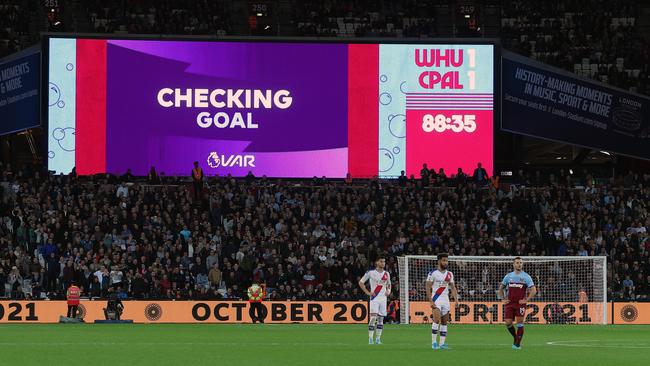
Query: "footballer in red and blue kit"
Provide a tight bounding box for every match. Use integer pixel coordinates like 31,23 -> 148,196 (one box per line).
498,257 -> 537,350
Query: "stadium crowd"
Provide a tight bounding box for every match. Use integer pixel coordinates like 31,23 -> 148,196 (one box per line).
500,0 -> 649,95
0,163 -> 648,303
84,0 -> 233,36
1,0 -> 648,306
0,0 -> 31,58
295,0 -> 648,95
3,0 -> 648,92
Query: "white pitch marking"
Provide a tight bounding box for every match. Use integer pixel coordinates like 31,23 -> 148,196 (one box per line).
547,340 -> 650,349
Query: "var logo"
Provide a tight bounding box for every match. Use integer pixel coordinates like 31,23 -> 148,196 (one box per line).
207,152 -> 255,168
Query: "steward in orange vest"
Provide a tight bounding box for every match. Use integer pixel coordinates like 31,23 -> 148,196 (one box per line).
192,161 -> 204,200
66,283 -> 81,318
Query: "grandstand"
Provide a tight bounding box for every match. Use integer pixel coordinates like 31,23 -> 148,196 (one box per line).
0,1 -> 649,365
0,168 -> 648,302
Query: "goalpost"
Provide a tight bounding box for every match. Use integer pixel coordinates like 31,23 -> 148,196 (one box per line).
397,256 -> 607,325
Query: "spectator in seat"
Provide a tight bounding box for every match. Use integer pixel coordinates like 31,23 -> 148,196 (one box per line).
622,275 -> 635,300
0,267 -> 7,297
208,264 -> 222,288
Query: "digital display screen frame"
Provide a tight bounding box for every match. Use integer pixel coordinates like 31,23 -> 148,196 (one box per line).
43,35 -> 500,178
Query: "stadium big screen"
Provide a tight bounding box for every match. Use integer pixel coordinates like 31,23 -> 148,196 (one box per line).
45,37 -> 496,178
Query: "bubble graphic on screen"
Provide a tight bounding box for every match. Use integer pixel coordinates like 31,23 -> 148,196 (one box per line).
52,127 -> 75,152
48,151 -> 55,158
393,147 -> 400,155
52,127 -> 65,141
388,114 -> 406,138
379,92 -> 392,106
379,148 -> 394,172
57,100 -> 65,108
399,81 -> 408,94
380,74 -> 388,82
48,82 -> 61,106
66,63 -> 74,71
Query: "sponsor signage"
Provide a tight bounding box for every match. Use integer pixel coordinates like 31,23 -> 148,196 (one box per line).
612,302 -> 650,325
409,301 -> 608,324
0,47 -> 40,135
7,300 -> 650,324
0,301 -> 367,324
502,50 -> 650,160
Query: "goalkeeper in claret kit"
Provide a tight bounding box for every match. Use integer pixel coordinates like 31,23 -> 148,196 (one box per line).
498,257 -> 537,350
359,256 -> 391,345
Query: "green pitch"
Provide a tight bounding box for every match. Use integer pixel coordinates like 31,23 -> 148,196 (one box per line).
0,324 -> 648,366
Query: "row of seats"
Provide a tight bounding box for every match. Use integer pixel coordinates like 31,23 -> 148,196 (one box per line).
0,3 -> 30,58
1,165 -> 648,301
84,0 -> 232,35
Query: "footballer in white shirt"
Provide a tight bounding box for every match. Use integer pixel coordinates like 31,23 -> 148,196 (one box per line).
425,253 -> 458,350
359,256 -> 391,345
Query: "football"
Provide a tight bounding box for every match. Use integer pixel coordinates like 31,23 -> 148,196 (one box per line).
248,284 -> 263,301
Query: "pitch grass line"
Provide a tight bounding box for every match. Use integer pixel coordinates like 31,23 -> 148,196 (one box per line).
13,339 -> 646,349
0,341 -> 525,348
547,340 -> 650,349
0,342 -> 352,347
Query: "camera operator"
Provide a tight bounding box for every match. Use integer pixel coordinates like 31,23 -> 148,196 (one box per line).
103,288 -> 124,320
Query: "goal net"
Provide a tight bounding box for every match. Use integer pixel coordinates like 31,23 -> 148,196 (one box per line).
397,256 -> 607,325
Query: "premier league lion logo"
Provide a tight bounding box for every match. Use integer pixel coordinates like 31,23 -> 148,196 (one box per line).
207,152 -> 220,168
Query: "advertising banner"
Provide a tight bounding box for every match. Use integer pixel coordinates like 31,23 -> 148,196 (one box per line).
408,301 -> 608,324
612,302 -> 650,325
502,51 -> 650,159
47,37 -> 495,178
0,47 -> 40,135
8,300 -> 650,324
0,300 -> 367,324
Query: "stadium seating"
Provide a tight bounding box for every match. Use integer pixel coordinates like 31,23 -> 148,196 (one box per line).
500,0 -> 648,94
83,0 -> 233,35
2,0 -> 647,93
0,0 -> 648,303
0,1 -> 30,58
0,164 -> 648,302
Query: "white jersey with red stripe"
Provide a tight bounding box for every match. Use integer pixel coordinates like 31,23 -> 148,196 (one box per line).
426,269 -> 454,302
361,269 -> 391,301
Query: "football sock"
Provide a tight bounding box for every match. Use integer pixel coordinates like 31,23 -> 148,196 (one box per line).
376,316 -> 384,340
515,323 -> 524,346
431,322 -> 439,343
368,316 -> 377,339
507,324 -> 517,342
440,325 -> 448,345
